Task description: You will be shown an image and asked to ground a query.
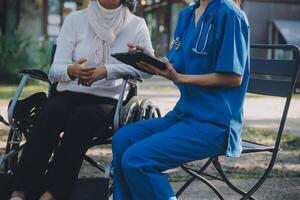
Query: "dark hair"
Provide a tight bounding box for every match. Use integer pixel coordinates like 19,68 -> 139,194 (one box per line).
122,0 -> 137,12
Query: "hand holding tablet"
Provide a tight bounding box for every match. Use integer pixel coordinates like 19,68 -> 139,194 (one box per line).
111,51 -> 167,74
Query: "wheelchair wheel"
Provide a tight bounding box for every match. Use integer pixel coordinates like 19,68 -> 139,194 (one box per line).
3,92 -> 47,175
4,128 -> 23,175
121,96 -> 140,126
137,98 -> 161,120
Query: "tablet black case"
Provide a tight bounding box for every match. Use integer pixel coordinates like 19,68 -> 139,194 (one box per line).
111,52 -> 167,71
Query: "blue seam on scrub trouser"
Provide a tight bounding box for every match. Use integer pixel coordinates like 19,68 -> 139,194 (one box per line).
113,117 -> 226,200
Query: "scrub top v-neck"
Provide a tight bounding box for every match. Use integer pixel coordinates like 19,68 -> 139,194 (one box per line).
166,0 -> 250,157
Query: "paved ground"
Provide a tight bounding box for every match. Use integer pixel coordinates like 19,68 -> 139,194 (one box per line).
171,178 -> 300,200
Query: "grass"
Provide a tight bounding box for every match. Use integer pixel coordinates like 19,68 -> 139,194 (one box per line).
169,168 -> 300,182
222,167 -> 300,179
168,127 -> 300,182
243,127 -> 300,151
0,84 -> 48,100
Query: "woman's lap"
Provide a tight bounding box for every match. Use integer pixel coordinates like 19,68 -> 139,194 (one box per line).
15,91 -> 116,199
121,120 -> 227,171
113,116 -> 227,200
112,116 -> 177,150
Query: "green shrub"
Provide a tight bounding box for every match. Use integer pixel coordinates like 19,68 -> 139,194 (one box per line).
0,34 -> 53,84
34,39 -> 53,72
0,34 -> 33,83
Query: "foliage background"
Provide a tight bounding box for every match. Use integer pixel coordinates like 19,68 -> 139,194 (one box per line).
0,0 -> 53,84
0,34 -> 52,84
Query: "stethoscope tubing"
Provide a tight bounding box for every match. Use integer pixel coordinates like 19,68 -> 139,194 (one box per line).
192,20 -> 214,55
172,1 -> 221,56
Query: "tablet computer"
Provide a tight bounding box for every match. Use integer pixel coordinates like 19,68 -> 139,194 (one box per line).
111,51 -> 167,71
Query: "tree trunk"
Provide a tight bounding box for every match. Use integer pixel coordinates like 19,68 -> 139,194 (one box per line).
5,0 -> 17,36
0,0 -> 5,35
43,0 -> 49,39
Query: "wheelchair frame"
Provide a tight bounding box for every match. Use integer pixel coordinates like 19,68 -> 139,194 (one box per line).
0,44 -> 161,180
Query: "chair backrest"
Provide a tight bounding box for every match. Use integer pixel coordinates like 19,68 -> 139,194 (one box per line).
248,45 -> 300,97
248,44 -> 300,150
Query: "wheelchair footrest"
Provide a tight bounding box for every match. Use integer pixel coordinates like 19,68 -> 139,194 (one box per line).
71,178 -> 110,200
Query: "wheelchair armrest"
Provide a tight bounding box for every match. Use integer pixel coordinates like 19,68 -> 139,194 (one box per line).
20,68 -> 50,83
123,75 -> 143,83
8,69 -> 49,125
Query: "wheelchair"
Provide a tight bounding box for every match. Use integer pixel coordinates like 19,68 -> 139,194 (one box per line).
0,44 -> 161,198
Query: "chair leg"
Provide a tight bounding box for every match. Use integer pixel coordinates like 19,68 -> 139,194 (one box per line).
240,151 -> 279,200
212,158 -> 257,200
181,165 -> 225,200
176,176 -> 196,198
176,158 -> 213,197
176,158 -> 225,199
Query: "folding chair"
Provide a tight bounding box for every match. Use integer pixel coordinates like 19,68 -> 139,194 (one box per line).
175,44 -> 300,200
0,43 -> 161,199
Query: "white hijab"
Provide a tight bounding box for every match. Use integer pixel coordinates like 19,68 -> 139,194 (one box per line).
88,0 -> 133,64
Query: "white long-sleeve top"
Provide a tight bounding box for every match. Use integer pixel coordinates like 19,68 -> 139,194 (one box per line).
49,9 -> 154,99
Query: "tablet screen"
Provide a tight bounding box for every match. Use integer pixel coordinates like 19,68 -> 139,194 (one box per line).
111,52 -> 167,72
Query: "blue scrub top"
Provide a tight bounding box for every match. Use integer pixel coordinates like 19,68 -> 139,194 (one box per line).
166,0 -> 250,157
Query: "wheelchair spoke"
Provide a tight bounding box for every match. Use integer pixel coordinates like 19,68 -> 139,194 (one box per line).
4,129 -> 23,174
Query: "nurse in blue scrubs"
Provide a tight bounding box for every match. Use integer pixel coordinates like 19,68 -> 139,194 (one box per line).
113,0 -> 250,199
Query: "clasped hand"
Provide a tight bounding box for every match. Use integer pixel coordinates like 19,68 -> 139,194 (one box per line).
67,58 -> 107,87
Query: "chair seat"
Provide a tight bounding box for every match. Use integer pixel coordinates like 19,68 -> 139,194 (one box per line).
242,140 -> 275,154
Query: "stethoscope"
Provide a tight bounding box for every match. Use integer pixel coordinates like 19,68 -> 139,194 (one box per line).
192,18 -> 214,55
171,1 -> 220,56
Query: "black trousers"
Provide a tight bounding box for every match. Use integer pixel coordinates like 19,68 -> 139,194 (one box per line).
14,91 -> 116,200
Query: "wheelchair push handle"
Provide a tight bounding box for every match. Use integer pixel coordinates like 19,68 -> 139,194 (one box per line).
123,74 -> 143,83
8,68 -> 50,126
20,68 -> 50,83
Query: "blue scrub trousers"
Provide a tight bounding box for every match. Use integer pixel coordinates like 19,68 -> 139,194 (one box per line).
112,114 -> 227,200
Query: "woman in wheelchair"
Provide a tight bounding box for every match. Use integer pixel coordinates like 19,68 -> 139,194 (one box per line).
10,0 -> 153,200
112,0 -> 249,200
